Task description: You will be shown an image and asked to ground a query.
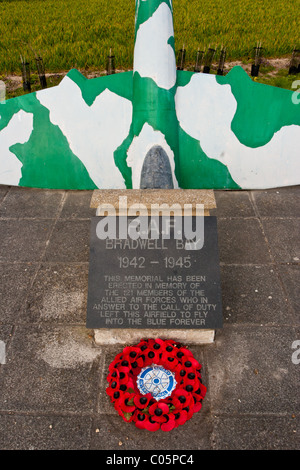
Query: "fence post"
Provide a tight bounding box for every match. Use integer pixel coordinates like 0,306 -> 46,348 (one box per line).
0,80 -> 6,104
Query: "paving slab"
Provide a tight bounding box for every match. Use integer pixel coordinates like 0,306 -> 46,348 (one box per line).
43,219 -> 90,262
0,186 -> 10,204
211,415 -> 299,450
0,187 -> 64,219
262,218 -> 300,263
0,414 -> 93,450
277,265 -> 300,326
0,325 -> 102,414
0,324 -> 14,342
205,325 -> 299,414
0,219 -> 54,262
0,263 -> 36,323
214,190 -> 255,217
220,265 -> 292,325
60,191 -> 94,219
20,263 -> 89,324
90,411 -> 212,450
217,218 -> 272,264
252,187 -> 300,218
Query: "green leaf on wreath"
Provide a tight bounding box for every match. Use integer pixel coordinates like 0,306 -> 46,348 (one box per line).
127,398 -> 135,406
123,412 -> 133,421
127,388 -> 135,394
142,408 -> 150,415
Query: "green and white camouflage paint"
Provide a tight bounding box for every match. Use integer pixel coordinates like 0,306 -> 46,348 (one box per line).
0,0 -> 299,190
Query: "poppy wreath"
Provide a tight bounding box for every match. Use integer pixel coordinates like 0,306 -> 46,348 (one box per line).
106,338 -> 206,432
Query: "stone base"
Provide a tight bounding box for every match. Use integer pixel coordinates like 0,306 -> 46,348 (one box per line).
90,189 -> 216,216
90,189 -> 218,346
93,328 -> 215,346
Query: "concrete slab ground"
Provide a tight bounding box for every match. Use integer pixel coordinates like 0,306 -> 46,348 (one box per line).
0,185 -> 299,450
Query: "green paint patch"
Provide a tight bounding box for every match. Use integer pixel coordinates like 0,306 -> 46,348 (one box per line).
0,97 -> 23,131
176,70 -> 194,88
114,122 -> 134,189
67,69 -> 133,106
167,36 -> 176,54
4,92 -> 97,189
178,127 -> 240,189
216,66 -> 300,148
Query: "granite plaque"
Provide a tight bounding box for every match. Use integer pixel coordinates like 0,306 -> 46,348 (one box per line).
86,216 -> 223,329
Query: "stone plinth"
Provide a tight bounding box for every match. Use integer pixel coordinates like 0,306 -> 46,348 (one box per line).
94,328 -> 215,346
90,189 -> 218,346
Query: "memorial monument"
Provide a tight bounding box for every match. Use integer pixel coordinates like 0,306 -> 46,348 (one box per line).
87,190 -> 222,345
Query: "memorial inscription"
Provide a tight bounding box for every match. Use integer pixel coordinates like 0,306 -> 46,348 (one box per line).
86,215 -> 223,330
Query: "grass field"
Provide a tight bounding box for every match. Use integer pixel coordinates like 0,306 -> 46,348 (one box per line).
0,0 -> 299,74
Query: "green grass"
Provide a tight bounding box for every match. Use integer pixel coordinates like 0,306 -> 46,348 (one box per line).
5,74 -> 63,99
0,0 -> 299,75
253,69 -> 300,89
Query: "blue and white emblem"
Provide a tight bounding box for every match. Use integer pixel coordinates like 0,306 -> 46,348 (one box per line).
137,364 -> 177,401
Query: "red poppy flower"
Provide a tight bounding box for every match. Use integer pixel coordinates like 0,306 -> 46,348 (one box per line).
147,402 -> 170,423
108,352 -> 123,372
155,338 -> 178,351
192,401 -> 203,413
161,416 -> 176,432
149,401 -> 169,415
106,385 -> 118,398
192,382 -> 207,400
172,389 -> 193,409
143,349 -> 161,367
133,393 -> 153,410
135,418 -> 147,430
106,371 -> 119,383
180,355 -> 201,371
144,417 -> 161,432
138,338 -> 155,352
158,352 -> 178,370
117,392 -> 136,413
126,376 -> 137,392
173,409 -> 188,427
122,346 -> 142,360
178,347 -> 193,357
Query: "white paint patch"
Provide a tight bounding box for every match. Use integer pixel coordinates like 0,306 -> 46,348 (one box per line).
176,73 -> 300,189
134,3 -> 176,90
0,110 -> 33,185
127,122 -> 178,189
39,328 -> 101,369
37,76 -> 132,189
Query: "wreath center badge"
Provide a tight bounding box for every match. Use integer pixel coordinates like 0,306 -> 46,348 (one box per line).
137,365 -> 177,400
106,338 -> 207,432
